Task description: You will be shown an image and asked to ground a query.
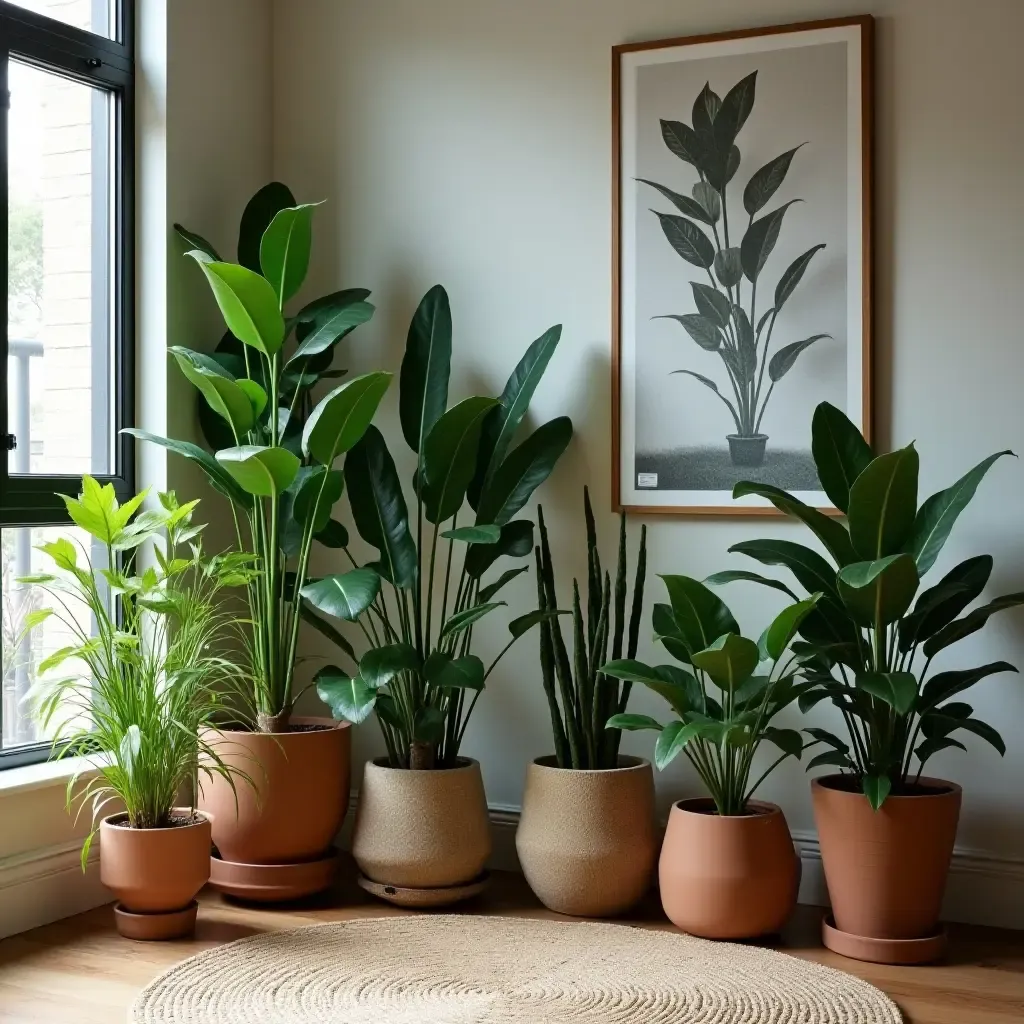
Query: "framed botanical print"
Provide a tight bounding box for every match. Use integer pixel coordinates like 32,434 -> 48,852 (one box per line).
612,16 -> 873,515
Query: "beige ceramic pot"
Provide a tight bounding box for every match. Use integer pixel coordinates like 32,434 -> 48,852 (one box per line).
515,755 -> 657,917
812,775 -> 961,962
198,716 -> 350,865
659,798 -> 798,939
99,808 -> 211,939
352,757 -> 491,889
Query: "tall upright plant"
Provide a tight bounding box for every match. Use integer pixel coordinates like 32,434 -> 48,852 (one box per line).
305,285 -> 573,769
130,183 -> 391,732
718,401 -> 1023,807
533,489 -> 647,770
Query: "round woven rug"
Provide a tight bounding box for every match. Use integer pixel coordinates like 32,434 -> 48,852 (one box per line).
131,915 -> 902,1023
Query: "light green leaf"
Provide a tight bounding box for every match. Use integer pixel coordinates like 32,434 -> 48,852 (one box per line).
442,525 -> 501,545
439,602 -> 505,641
259,202 -> 321,304
607,713 -> 663,732
691,633 -> 760,690
215,445 -> 300,496
315,667 -> 376,724
302,371 -> 392,465
170,347 -> 256,437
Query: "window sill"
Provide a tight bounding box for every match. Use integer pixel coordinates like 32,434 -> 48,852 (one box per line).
0,754 -> 98,796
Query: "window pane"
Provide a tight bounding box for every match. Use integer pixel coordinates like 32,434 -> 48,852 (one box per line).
1,524 -> 106,750
7,58 -> 114,477
4,0 -> 115,40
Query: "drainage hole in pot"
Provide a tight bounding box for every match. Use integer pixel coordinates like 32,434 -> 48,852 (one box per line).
385,886 -> 397,895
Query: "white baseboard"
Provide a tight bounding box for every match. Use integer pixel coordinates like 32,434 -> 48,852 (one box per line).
487,806 -> 1024,932
0,839 -> 109,940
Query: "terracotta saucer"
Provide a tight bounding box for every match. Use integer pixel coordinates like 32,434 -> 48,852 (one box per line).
209,849 -> 339,902
357,871 -> 491,908
113,900 -> 198,941
821,913 -> 947,964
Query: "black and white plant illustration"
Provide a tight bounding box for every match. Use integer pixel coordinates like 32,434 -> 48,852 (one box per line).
642,71 -> 829,469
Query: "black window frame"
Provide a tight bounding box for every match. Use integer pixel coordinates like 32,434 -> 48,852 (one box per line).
0,0 -> 134,768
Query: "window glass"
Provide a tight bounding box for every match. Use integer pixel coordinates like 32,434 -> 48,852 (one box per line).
5,0 -> 115,40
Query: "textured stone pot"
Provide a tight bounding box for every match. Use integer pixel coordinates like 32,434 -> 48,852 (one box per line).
352,757 -> 491,889
727,433 -> 768,467
516,755 -> 657,917
198,717 -> 350,866
100,808 -> 211,939
659,798 -> 798,939
812,775 -> 961,961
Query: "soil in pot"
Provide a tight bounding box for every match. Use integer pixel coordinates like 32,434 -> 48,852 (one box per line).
198,716 -> 351,867
812,774 -> 961,956
659,798 -> 798,939
515,755 -> 657,917
352,757 -> 491,892
100,808 -> 211,940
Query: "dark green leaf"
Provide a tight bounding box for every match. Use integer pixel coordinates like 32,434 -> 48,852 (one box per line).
899,555 -> 993,651
442,525 -> 501,545
810,401 -> 873,514
237,181 -> 295,271
660,574 -> 739,657
478,566 -> 529,602
464,520 -> 534,578
400,284 -> 452,455
763,597 -> 821,660
691,633 -> 759,689
287,300 -> 375,367
316,519 -> 349,548
169,347 -> 258,436
838,554 -> 920,627
740,200 -> 802,282
728,538 -> 840,600
763,727 -> 804,759
173,223 -> 221,261
915,735 -> 967,764
923,592 -> 1024,658
856,671 -> 918,715
360,643 -> 421,688
918,661 -> 1016,711
921,713 -> 1005,756
804,726 -> 849,752
768,334 -> 830,382
705,569 -> 798,601
315,667 -> 376,724
300,568 -> 381,622
907,451 -> 1015,574
423,652 -> 485,691
414,707 -> 445,744
655,720 -> 697,770
653,211 -> 715,269
652,603 -> 692,664
600,659 -> 697,716
848,446 -> 920,559
303,371 -> 392,465
807,749 -> 855,772
743,145 -> 804,217
606,713 -> 663,732
300,604 -> 357,663
863,774 -> 892,810
439,601 -> 505,641
775,243 -> 826,311
714,247 -> 743,288
657,313 -> 721,351
289,465 -> 345,534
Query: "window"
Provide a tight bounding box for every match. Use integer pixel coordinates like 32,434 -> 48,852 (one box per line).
0,0 -> 133,767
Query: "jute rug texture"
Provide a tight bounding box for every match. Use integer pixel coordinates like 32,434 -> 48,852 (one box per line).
131,914 -> 902,1023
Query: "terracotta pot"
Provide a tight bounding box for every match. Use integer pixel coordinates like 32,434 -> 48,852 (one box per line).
99,809 -> 211,939
352,757 -> 491,889
812,775 -> 961,944
515,755 -> 657,917
659,798 -> 798,939
198,717 -> 350,865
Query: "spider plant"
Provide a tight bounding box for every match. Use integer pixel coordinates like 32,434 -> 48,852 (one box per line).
19,478 -> 257,867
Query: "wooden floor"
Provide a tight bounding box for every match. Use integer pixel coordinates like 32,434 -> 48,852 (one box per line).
1,867 -> 1024,1023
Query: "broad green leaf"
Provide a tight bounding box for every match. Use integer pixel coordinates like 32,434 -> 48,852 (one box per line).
848,446 -> 920,559
59,477 -> 147,546
600,659 -> 697,716
763,597 -> 821,661
807,749 -> 855,772
768,334 -> 830,382
360,643 -> 421,688
639,178 -> 716,224
289,465 -> 345,534
732,481 -> 856,566
921,713 -> 1005,756
316,519 -> 349,548
465,520 -> 534,578
856,671 -> 919,715
704,569 -> 798,601
170,347 -> 256,437
259,202 -> 320,304
775,242 -> 826,311
907,451 -> 1014,574
477,565 -> 529,602
653,211 -> 715,269
740,199 -> 802,282
691,181 -> 721,222
655,720 -> 700,770
923,592 -> 1024,658
303,371 -> 392,465
173,223 -> 220,261
301,604 -> 357,662
691,633 -> 759,689
660,575 -> 739,657
400,284 -> 451,455
714,247 -> 743,288
344,426 -> 417,588
743,145 -> 804,216
439,602 -> 505,641
422,397 -> 499,524
216,445 -> 300,496
423,652 -> 485,691
899,555 -> 992,651
188,253 -> 285,356
315,667 -> 376,724
442,524 -> 501,545
728,538 -> 840,601
837,554 -> 920,627
606,713 -> 663,732
690,282 -> 732,327
810,401 -> 872,513
470,324 -> 562,510
863,774 -> 892,810
237,181 -> 295,271
286,300 -> 375,367
657,313 -> 721,351
659,118 -> 703,166
300,568 -> 381,622
124,429 -> 252,508
763,727 -> 804,759
915,735 -> 967,765
918,661 -> 1016,711
414,707 -> 446,744
475,417 -> 572,526
508,608 -> 565,640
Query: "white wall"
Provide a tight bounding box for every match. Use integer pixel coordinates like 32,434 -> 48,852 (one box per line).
271,0 -> 1024,896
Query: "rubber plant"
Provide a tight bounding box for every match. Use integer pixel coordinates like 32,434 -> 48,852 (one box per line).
644,71 -> 829,464
305,284 -> 572,769
533,488 -> 647,769
129,183 -> 391,732
715,400 -> 1022,807
20,479 -> 255,865
602,575 -> 820,815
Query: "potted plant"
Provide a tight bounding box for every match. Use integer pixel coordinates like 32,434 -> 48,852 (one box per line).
303,284 -> 571,904
130,183 -> 391,899
21,479 -> 252,939
643,71 -> 830,467
720,400 -> 1022,962
603,575 -> 819,939
515,489 -> 656,917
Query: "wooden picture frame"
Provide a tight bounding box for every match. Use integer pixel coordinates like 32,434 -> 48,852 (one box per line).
612,16 -> 873,515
